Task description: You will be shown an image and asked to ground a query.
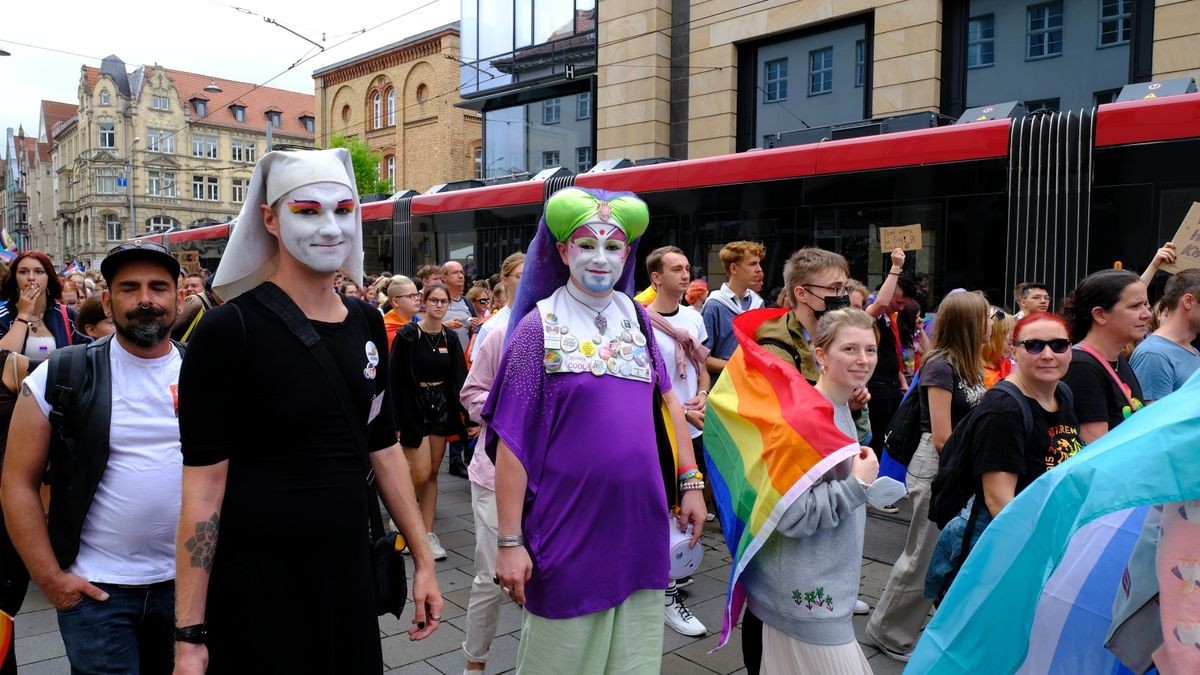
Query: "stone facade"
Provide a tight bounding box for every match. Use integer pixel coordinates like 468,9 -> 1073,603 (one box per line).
597,0 -> 1200,161
52,56 -> 315,268
313,23 -> 483,193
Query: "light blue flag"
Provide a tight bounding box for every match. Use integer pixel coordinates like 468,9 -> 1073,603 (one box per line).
907,372 -> 1200,674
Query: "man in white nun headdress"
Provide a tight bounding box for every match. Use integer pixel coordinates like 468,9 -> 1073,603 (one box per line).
173,148 -> 444,674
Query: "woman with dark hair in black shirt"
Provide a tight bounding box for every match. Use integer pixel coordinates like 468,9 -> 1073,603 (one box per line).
390,282 -> 469,560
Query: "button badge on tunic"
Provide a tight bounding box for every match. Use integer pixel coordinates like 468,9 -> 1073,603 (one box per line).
590,358 -> 607,376
620,344 -> 635,360
566,355 -> 588,373
580,341 -> 596,357
560,335 -> 579,353
545,312 -> 559,325
632,332 -> 647,347
607,358 -> 620,374
544,350 -> 563,371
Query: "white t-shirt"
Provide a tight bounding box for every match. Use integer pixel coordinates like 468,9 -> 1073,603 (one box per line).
446,294 -> 473,350
651,305 -> 708,438
26,338 -> 183,584
470,305 -> 510,363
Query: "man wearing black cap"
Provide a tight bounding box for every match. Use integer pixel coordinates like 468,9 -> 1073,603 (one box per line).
2,241 -> 184,674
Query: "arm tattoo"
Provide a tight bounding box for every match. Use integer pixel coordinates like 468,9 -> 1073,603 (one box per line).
20,382 -> 31,397
184,513 -> 220,573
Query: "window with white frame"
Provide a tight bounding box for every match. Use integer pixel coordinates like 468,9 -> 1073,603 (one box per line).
96,167 -> 118,193
387,90 -> 396,126
809,48 -> 833,95
373,93 -> 383,129
855,40 -> 866,87
193,175 -> 218,200
577,92 -> 591,120
231,139 -> 256,163
968,15 -> 996,68
543,98 -> 561,125
386,156 -> 396,187
147,129 -> 175,153
148,170 -> 177,197
99,122 -> 115,148
576,146 -> 592,173
1027,2 -> 1064,59
474,147 -> 483,179
148,216 -> 174,232
542,150 -> 560,169
232,178 -> 247,203
1099,0 -> 1132,46
105,214 -> 121,241
152,94 -> 170,111
193,135 -> 218,159
100,90 -> 110,105
765,58 -> 788,102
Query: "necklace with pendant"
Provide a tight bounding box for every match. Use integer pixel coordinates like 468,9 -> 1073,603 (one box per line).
566,292 -> 614,334
422,328 -> 443,352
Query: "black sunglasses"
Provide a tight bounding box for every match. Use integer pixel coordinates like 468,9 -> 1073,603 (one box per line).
991,309 -> 1007,321
1015,338 -> 1071,354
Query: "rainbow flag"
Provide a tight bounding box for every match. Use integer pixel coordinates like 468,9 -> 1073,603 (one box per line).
0,227 -> 16,253
0,249 -> 14,263
703,308 -> 860,649
0,610 -> 11,669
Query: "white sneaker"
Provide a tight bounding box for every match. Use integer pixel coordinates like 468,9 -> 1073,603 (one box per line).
427,532 -> 447,561
664,594 -> 707,636
854,599 -> 870,615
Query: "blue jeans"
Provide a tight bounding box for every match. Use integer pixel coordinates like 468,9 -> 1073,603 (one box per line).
56,580 -> 174,675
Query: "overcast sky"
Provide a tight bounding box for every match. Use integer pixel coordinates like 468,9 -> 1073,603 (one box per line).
0,0 -> 458,140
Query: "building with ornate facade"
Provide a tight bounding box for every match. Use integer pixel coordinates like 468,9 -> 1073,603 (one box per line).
51,55 -> 315,268
313,23 -> 481,193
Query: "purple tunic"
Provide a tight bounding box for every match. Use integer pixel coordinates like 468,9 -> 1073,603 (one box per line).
483,306 -> 672,619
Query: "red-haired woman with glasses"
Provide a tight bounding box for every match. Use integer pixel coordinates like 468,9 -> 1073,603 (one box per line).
0,252 -> 78,362
924,312 -> 1083,600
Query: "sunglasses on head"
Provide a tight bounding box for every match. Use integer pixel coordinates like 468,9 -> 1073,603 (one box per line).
1015,338 -> 1071,354
991,309 -> 1007,321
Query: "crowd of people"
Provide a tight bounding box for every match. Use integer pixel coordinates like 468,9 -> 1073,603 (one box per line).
0,146 -> 1191,675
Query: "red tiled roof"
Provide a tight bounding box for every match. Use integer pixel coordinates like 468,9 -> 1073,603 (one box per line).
36,141 -> 51,163
83,65 -> 315,139
41,100 -> 78,141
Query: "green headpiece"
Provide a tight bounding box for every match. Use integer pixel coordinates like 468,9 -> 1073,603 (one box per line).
544,187 -> 649,242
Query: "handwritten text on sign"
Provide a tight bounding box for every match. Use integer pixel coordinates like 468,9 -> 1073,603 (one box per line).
1161,202 -> 1200,274
879,224 -> 923,252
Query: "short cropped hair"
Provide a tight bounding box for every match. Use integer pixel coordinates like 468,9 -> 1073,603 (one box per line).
1161,268 -> 1200,312
782,248 -> 849,295
645,245 -> 686,277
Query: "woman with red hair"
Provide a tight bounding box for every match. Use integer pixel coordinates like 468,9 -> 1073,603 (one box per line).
0,252 -> 77,363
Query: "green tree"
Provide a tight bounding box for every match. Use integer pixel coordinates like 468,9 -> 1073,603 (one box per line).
327,133 -> 393,196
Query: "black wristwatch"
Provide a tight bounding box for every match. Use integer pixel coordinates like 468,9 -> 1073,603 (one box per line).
175,624 -> 208,644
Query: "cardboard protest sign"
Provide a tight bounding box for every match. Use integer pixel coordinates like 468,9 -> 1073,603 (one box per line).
173,251 -> 201,274
1161,202 -> 1200,274
880,224 -> 923,252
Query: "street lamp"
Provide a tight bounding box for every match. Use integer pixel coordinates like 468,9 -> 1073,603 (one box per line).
127,136 -> 139,239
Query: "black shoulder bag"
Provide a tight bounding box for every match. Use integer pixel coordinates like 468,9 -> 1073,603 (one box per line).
234,293 -> 407,618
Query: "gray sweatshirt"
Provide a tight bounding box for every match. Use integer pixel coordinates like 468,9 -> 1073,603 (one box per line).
741,393 -> 867,645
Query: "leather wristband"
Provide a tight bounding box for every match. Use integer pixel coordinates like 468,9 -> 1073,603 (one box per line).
175,624 -> 208,644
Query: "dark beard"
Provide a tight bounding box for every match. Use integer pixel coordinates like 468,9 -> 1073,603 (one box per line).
115,306 -> 171,348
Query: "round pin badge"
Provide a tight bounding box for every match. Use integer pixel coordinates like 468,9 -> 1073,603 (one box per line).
599,345 -> 612,360
632,332 -> 647,347
619,361 -> 633,376
544,350 -> 563,370
545,312 -> 558,325
634,353 -> 647,367
567,355 -> 588,373
591,335 -> 602,344
580,341 -> 596,357
590,358 -> 607,376
365,341 -> 380,367
620,344 -> 635,360
621,330 -> 633,343
561,335 -> 580,353
607,358 -> 620,374
559,325 -> 569,335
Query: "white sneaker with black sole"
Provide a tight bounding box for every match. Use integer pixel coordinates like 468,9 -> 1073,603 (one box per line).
664,594 -> 707,637
427,531 -> 447,561
854,599 -> 870,615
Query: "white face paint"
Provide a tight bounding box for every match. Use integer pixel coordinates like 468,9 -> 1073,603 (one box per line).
563,221 -> 629,296
275,182 -> 357,273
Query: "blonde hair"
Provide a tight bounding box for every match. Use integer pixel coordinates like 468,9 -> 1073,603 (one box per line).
925,291 -> 989,387
386,275 -> 415,298
783,248 -> 850,297
981,308 -> 1015,365
501,252 -> 525,279
813,307 -> 879,352
719,241 -> 766,274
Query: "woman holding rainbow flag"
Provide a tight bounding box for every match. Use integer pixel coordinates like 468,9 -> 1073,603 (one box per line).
484,186 -> 706,674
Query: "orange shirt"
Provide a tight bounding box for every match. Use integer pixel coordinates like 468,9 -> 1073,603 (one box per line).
383,310 -> 409,351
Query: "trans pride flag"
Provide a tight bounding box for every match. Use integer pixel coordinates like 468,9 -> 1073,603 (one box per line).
703,308 -> 860,649
907,371 -> 1200,674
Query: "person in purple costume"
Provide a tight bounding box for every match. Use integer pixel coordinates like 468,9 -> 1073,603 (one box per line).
485,187 -> 707,673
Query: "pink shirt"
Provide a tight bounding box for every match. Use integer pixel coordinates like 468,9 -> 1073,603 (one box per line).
461,321 -> 507,491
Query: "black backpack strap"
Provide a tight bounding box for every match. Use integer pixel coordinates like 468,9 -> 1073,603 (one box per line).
45,344 -> 90,431
756,337 -> 802,370
993,380 -> 1035,441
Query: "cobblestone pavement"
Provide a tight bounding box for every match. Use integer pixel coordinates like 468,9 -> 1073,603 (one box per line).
13,466 -> 916,674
